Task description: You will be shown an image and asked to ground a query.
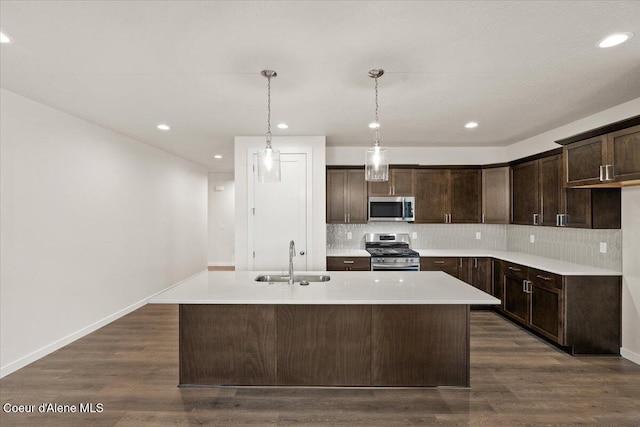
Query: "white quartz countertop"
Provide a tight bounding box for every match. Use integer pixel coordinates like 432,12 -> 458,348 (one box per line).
326,248 -> 621,276
150,271 -> 500,305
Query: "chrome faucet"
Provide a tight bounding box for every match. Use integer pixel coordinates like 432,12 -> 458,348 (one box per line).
288,240 -> 296,285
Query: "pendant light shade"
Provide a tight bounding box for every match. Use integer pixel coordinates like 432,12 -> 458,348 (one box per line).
365,69 -> 389,182
257,70 -> 281,183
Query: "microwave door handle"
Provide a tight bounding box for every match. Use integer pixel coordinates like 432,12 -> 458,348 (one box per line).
401,198 -> 406,219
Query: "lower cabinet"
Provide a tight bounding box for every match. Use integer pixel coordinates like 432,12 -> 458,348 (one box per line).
327,256 -> 370,271
420,257 -> 461,278
421,257 -> 492,308
494,260 -> 621,354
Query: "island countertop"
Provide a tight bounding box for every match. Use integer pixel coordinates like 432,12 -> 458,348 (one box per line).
150,270 -> 501,305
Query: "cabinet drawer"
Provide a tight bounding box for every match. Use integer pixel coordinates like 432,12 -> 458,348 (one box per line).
327,257 -> 370,271
420,257 -> 460,277
502,262 -> 528,281
529,268 -> 563,290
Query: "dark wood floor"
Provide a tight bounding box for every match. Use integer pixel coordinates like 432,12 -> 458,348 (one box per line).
1,305 -> 639,426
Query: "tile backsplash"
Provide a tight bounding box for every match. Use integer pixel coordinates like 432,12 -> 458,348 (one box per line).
327,223 -> 622,271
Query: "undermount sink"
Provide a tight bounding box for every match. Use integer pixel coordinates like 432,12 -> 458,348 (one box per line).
255,274 -> 331,283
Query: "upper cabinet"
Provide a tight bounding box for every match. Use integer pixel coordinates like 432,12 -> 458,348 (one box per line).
511,152 -> 620,229
481,167 -> 510,224
368,168 -> 415,196
326,168 -> 368,224
415,169 -> 481,224
558,117 -> 640,187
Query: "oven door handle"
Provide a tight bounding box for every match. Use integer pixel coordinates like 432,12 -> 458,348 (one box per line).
371,263 -> 420,270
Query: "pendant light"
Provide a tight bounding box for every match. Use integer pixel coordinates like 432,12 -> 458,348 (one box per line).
365,69 -> 389,182
257,70 -> 281,183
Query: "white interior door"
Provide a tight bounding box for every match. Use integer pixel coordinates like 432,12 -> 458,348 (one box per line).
251,152 -> 307,272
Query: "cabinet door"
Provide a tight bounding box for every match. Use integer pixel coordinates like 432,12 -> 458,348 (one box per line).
529,281 -> 563,344
539,155 -> 562,226
391,169 -> 415,196
326,170 -> 347,223
346,170 -> 368,223
415,170 -> 449,223
564,188 -> 592,228
609,124 -> 640,182
420,257 -> 460,278
368,179 -> 390,196
482,167 -> 510,224
503,274 -> 529,324
564,135 -> 607,186
458,258 -> 472,284
511,160 -> 539,225
449,170 -> 481,223
492,260 -> 504,308
471,258 -> 492,294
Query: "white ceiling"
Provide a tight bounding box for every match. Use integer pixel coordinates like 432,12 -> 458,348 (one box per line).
1,1 -> 639,173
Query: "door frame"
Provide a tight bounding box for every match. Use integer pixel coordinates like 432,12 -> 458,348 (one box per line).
247,147 -> 313,270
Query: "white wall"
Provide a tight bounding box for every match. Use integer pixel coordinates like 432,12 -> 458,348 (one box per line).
234,136 -> 326,271
208,173 -> 235,266
0,89 -> 208,377
622,187 -> 640,364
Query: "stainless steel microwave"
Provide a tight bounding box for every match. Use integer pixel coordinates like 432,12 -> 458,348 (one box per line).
368,197 -> 415,222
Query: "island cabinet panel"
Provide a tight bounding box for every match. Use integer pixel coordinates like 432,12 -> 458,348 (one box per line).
372,305 -> 469,387
179,305 -> 276,386
276,305 -> 371,386
327,256 -> 370,271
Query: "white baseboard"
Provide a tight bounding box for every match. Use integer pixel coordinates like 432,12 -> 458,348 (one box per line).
208,261 -> 235,267
621,347 -> 640,365
0,270 -> 207,379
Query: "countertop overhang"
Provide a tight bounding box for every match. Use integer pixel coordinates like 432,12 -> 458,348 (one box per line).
150,271 -> 501,305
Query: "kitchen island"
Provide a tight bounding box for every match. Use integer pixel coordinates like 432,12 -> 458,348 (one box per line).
151,271 -> 500,388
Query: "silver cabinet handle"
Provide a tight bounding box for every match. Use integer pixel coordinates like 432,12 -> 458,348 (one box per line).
508,266 -> 521,272
434,261 -> 445,265
473,258 -> 478,268
459,258 -> 463,268
392,185 -> 395,195
344,213 -> 347,223
599,165 -> 605,182
299,251 -> 305,256
533,213 -> 539,226
605,164 -> 613,181
556,214 -> 560,227
347,213 -> 351,223
482,213 -> 485,224
343,260 -> 355,264
522,280 -> 527,293
536,274 -> 551,281
527,281 -> 533,293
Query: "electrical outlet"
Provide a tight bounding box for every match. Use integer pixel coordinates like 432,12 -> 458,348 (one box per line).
347,232 -> 352,240
475,232 -> 481,240
530,234 -> 535,243
412,232 -> 418,239
600,242 -> 607,253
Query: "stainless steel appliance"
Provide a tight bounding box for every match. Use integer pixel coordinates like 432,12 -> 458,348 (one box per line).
365,233 -> 420,271
368,197 -> 415,222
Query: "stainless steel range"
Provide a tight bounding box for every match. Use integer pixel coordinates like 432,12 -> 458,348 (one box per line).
365,233 -> 420,271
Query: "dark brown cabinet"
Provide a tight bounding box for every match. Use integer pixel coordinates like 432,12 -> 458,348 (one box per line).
471,257 -> 492,294
415,169 -> 481,223
482,166 -> 510,224
560,120 -> 640,187
511,155 -> 562,226
493,260 -> 621,354
326,168 -> 367,224
420,257 -> 460,278
368,168 -> 415,196
327,256 -> 370,271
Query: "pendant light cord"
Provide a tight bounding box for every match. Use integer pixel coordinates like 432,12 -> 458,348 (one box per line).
374,75 -> 380,147
266,74 -> 272,148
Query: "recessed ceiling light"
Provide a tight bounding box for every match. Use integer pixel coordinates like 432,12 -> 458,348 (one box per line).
598,32 -> 633,48
214,154 -> 223,159
465,122 -> 478,129
368,122 -> 381,129
277,123 -> 289,129
0,33 -> 11,44
157,124 -> 170,131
